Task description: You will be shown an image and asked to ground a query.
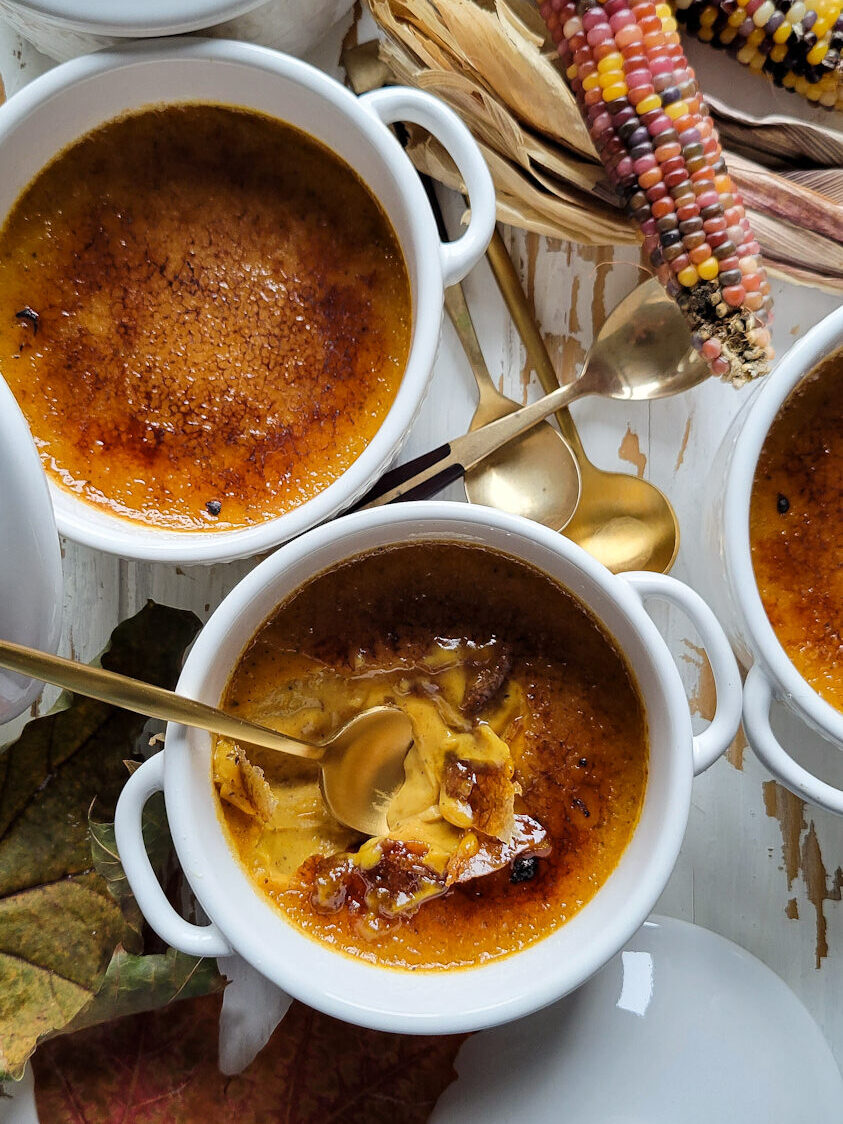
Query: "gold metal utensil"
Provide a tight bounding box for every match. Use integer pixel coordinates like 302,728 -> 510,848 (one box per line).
0,638 -> 412,836
361,272 -> 704,558
445,275 -> 581,530
342,43 -> 701,573
486,232 -> 707,572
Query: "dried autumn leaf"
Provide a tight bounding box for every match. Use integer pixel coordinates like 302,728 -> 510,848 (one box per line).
0,873 -> 127,1081
34,992 -> 467,1123
89,801 -> 170,952
61,948 -> 224,1038
0,603 -> 201,1079
79,804 -> 223,1039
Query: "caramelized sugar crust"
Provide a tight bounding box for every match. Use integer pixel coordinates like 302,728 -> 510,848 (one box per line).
219,543 -> 648,971
0,105 -> 410,530
750,358 -> 843,711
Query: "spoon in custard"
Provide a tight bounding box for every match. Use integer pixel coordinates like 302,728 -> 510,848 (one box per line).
0,638 -> 413,836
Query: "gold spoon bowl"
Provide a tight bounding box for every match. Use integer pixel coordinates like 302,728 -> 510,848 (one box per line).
0,638 -> 413,836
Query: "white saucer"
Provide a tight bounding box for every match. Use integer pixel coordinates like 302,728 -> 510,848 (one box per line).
433,915 -> 842,1124
1,0 -> 263,37
0,377 -> 62,723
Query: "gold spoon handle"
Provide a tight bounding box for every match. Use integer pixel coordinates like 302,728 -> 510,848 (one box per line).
425,175 -> 502,404
454,381 -> 582,467
358,378 -> 584,507
486,230 -> 588,460
0,638 -> 324,760
444,284 -> 500,398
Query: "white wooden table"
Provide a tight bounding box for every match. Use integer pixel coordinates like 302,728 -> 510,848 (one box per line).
1,13 -> 841,1113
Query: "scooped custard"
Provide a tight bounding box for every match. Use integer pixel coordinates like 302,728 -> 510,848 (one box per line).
750,355 -> 843,711
213,542 -> 648,970
0,105 -> 410,530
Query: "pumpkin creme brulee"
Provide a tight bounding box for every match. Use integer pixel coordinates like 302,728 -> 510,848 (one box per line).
0,105 -> 410,530
213,542 -> 649,970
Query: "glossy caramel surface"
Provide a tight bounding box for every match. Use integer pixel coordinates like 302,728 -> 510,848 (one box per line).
0,105 -> 410,530
216,543 -> 648,971
750,359 -> 843,711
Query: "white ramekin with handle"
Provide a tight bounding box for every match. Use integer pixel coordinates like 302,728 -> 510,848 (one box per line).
115,503 -> 741,1034
0,376 -> 63,723
0,37 -> 495,565
691,308 -> 843,814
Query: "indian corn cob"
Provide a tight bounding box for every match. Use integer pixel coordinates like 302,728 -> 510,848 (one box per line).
539,0 -> 773,383
674,0 -> 843,110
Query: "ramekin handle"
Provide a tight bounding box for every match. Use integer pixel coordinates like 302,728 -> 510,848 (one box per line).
114,753 -> 232,958
359,86 -> 496,287
743,663 -> 843,814
623,572 -> 742,776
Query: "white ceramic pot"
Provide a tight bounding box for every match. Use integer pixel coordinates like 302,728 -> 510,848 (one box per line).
115,503 -> 742,1034
693,308 -> 843,814
0,376 -> 63,723
0,38 -> 495,565
0,0 -> 353,61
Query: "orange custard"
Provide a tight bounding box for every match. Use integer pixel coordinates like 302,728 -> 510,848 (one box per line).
0,105 -> 411,530
213,543 -> 648,971
750,356 -> 843,711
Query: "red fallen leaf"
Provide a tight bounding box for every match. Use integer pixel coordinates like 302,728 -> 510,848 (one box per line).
33,992 -> 468,1123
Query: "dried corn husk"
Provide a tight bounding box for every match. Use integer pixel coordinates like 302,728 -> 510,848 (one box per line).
783,168 -> 843,206
361,0 -> 843,292
704,94 -> 843,168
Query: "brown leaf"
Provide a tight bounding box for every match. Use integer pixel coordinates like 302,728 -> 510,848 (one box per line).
34,993 -> 467,1123
0,603 -> 202,1078
59,948 -> 224,1039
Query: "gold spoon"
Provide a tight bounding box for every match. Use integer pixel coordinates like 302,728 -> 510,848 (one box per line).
486,232 -> 708,572
0,638 -> 412,836
340,43 -> 697,572
360,279 -> 705,538
446,282 -> 581,529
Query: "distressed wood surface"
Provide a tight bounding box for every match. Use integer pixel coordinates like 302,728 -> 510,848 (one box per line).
1,12 -> 842,1104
